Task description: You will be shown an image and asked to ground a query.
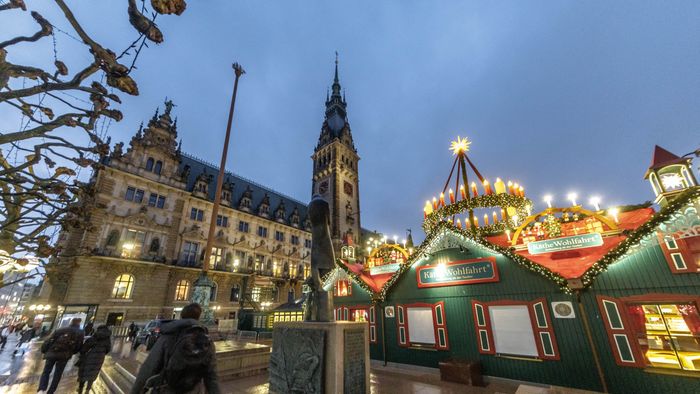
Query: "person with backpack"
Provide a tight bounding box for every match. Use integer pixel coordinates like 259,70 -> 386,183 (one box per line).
38,318 -> 84,394
77,325 -> 112,394
131,303 -> 220,394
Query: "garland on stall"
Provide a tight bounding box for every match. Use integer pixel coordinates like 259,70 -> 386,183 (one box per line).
332,188 -> 698,301
423,193 -> 532,236
580,187 -> 700,287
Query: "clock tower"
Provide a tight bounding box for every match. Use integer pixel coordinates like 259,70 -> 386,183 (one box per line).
311,56 -> 361,252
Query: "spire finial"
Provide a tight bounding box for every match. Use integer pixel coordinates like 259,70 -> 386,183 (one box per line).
334,51 -> 339,83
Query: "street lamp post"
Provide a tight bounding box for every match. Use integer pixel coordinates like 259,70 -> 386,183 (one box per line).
191,63 -> 245,324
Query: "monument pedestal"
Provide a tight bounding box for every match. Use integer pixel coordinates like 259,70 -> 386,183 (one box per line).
270,321 -> 370,394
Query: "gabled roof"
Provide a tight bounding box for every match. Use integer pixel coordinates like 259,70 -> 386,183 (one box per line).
645,145 -> 687,178
331,188 -> 699,298
486,208 -> 654,279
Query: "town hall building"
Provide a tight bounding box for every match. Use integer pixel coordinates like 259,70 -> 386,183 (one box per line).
38,61 -> 363,328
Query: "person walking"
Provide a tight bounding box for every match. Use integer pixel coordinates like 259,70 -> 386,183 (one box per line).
77,325 -> 112,394
127,322 -> 138,342
0,325 -> 9,350
131,303 -> 220,394
13,325 -> 37,357
37,318 -> 84,394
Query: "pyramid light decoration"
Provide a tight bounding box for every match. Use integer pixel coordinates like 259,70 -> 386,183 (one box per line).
423,136 -> 532,236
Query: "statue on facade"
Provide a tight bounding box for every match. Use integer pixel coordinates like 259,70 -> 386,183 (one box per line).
304,195 -> 335,322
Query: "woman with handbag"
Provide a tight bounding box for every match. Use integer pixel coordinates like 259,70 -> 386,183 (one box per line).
77,325 -> 112,393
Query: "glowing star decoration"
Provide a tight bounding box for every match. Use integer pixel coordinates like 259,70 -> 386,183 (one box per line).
660,173 -> 685,190
450,136 -> 471,156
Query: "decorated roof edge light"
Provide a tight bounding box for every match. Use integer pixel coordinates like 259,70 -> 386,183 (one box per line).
423,137 -> 533,236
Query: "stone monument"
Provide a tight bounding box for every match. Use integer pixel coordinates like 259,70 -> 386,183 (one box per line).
269,196 -> 370,394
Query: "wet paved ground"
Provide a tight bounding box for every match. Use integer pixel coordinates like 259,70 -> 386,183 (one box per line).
0,335 -> 595,393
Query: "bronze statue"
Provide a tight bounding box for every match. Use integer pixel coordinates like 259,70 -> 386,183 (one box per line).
304,195 -> 335,322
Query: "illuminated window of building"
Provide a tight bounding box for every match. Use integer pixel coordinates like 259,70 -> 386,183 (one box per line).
111,274 -> 134,299
251,287 -> 261,302
121,229 -> 145,258
334,280 -> 352,297
303,264 -> 310,278
289,263 -> 297,278
271,311 -> 303,327
209,247 -> 223,269
628,303 -> 700,371
174,280 -> 190,301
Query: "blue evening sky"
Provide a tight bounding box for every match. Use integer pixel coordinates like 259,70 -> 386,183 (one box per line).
2,1 -> 699,242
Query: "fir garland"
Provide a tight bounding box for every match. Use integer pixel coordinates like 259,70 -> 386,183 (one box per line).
423,193 -> 532,235
580,187 -> 700,286
333,187 -> 698,300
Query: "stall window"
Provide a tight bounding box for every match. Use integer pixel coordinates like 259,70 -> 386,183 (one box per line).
369,306 -> 377,344
471,299 -> 558,360
335,306 -> 349,321
396,302 -> 448,350
598,295 -> 700,371
334,279 -> 352,297
656,232 -> 699,273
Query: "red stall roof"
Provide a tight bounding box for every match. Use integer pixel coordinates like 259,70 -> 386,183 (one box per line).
486,208 -> 655,279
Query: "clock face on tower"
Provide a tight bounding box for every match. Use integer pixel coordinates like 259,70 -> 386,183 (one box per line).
319,181 -> 329,195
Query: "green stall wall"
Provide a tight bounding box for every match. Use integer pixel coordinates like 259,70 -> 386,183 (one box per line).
384,245 -> 604,391
583,244 -> 700,393
334,279 -> 384,361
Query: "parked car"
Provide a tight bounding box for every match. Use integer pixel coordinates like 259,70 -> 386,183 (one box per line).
132,319 -> 173,350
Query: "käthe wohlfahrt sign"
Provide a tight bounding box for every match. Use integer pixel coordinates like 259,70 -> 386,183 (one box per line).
416,257 -> 499,288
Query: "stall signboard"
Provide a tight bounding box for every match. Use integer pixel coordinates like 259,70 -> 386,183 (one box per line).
370,263 -> 401,275
416,257 -> 499,288
527,233 -> 603,255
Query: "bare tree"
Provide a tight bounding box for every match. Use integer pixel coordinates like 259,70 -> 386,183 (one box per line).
0,0 -> 187,285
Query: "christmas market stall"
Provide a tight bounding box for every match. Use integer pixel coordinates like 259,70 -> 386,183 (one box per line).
326,140 -> 700,393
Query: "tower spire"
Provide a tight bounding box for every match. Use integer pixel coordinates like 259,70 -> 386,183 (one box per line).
331,51 -> 341,97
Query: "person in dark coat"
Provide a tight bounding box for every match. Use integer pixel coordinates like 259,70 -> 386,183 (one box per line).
131,303 -> 220,394
77,325 -> 112,394
38,318 -> 84,394
127,322 -> 138,342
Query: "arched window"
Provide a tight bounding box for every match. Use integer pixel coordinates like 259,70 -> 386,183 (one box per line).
175,279 -> 190,301
145,157 -> 154,171
210,282 -> 218,302
154,161 -> 163,175
112,274 -> 134,299
106,229 -> 120,247
230,284 -> 240,302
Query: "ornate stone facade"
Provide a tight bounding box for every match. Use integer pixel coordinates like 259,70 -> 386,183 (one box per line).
42,100 -> 313,324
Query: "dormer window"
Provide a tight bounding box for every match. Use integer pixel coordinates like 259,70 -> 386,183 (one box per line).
290,207 -> 300,228
274,201 -> 286,223
258,193 -> 270,217
238,186 -> 253,211
222,190 -> 231,203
